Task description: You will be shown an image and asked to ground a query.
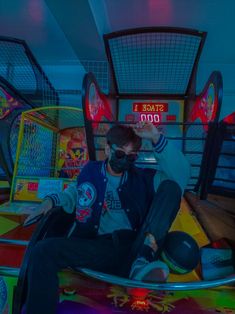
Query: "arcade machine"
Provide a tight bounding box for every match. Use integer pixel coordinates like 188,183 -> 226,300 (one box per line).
0,106 -> 91,313
0,28 -> 234,313
0,36 -> 59,194
0,36 -> 58,312
78,27 -> 235,312
102,28 -> 223,192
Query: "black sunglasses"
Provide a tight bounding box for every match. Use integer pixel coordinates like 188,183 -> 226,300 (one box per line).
111,147 -> 138,162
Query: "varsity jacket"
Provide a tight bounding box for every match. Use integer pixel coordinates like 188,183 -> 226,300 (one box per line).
47,135 -> 190,237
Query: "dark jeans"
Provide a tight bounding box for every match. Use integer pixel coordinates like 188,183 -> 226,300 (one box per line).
25,180 -> 181,314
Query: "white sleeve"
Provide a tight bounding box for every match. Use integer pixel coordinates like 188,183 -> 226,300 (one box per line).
153,135 -> 191,193
45,182 -> 77,214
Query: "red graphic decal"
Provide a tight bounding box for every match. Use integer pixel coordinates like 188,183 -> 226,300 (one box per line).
76,208 -> 92,222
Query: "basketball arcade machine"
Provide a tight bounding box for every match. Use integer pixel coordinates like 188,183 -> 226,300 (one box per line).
0,106 -> 89,314
0,36 -> 61,313
0,74 -> 111,313
104,28 -> 224,195
77,28 -> 235,312
0,36 -> 59,202
86,27 -> 224,203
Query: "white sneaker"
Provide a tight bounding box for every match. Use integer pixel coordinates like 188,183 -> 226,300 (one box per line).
129,257 -> 169,282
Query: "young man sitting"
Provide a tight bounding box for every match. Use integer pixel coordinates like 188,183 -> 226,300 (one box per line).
24,121 -> 190,314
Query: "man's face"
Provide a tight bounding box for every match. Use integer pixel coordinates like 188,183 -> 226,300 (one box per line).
106,142 -> 138,174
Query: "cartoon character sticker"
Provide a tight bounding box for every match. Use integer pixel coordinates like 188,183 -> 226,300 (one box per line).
58,128 -> 88,179
76,182 -> 96,222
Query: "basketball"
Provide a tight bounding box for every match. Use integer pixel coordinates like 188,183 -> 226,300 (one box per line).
161,231 -> 200,274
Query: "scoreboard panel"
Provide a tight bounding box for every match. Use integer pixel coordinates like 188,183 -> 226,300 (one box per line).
119,99 -> 184,125
118,99 -> 185,166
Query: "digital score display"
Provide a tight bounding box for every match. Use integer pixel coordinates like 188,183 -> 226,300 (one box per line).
140,113 -> 161,123
133,102 -> 168,124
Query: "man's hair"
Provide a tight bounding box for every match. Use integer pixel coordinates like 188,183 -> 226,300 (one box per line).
106,124 -> 142,151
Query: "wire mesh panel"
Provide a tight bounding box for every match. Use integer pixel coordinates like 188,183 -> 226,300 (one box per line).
213,126 -> 235,190
55,89 -> 81,108
9,115 -> 22,164
13,107 -> 85,175
0,82 -> 32,181
11,107 -> 87,202
81,60 -> 109,93
0,41 -> 35,90
92,121 -> 112,161
26,107 -> 85,130
184,124 -> 207,190
16,119 -> 54,177
105,29 -> 205,95
0,37 -> 59,107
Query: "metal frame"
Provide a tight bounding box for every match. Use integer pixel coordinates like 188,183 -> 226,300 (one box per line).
79,268 -> 235,291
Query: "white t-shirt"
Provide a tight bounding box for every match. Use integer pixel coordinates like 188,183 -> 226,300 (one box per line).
98,172 -> 132,235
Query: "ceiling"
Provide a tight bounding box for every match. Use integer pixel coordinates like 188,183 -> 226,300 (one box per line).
44,0 -> 235,63
0,0 -> 235,117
